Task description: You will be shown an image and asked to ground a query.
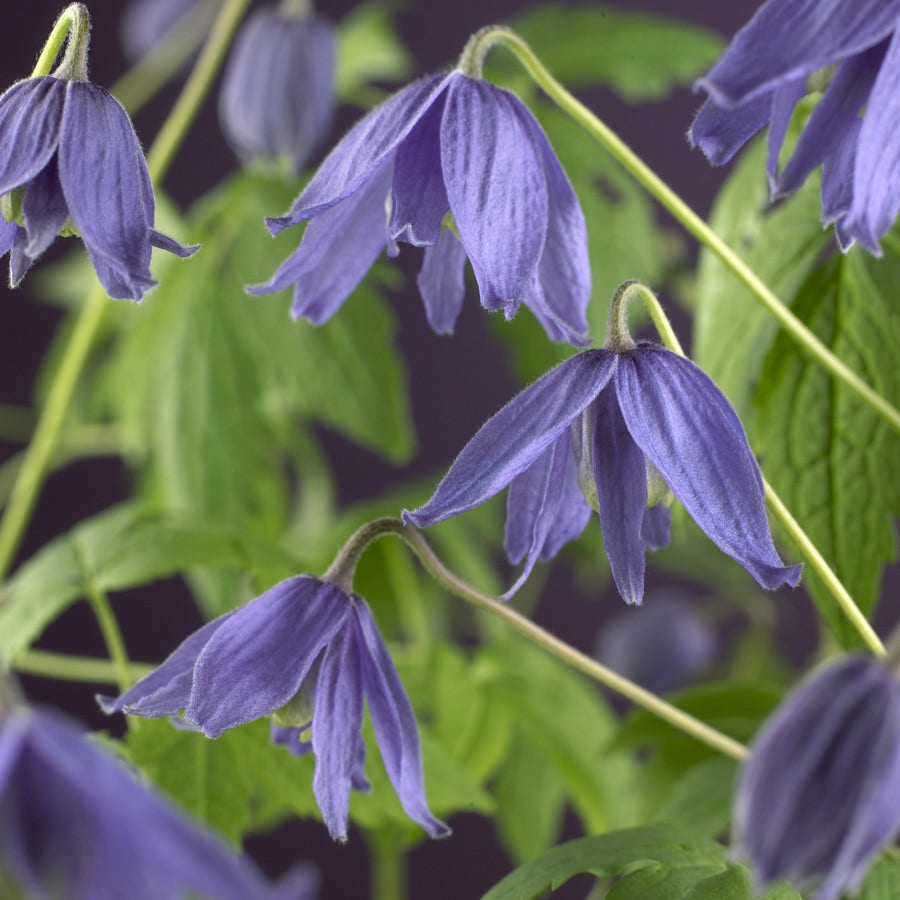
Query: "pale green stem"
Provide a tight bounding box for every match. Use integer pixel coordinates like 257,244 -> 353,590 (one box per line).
368,829 -> 408,900
465,28 -> 900,436
330,518 -> 749,762
13,649 -> 154,684
82,576 -> 132,694
617,281 -> 887,658
382,538 -> 431,650
31,4 -> 89,80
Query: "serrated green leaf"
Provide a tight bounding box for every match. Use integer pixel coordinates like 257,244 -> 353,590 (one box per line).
753,249 -> 900,645
482,824 -> 727,900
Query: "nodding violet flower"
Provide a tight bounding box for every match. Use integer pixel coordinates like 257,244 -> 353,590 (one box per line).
734,656 -> 900,900
120,0 -> 219,62
689,0 -> 900,253
249,60 -> 591,343
219,4 -> 335,174
404,343 -> 801,605
0,705 -> 316,900
99,575 -> 449,843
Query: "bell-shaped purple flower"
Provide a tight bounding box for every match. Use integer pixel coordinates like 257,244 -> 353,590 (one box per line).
120,0 -> 219,62
734,655 -> 900,900
99,575 -> 449,843
0,75 -> 197,299
219,5 -> 335,174
404,343 -> 801,604
688,0 -> 900,253
249,69 -> 591,343
0,705 -> 315,900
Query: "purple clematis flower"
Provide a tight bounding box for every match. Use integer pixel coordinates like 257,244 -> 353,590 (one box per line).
249,68 -> 591,343
219,5 -> 335,174
404,343 -> 801,604
689,0 -> 900,253
99,575 -> 449,843
0,704 -> 315,900
0,74 -> 197,299
734,655 -> 900,900
120,0 -> 219,62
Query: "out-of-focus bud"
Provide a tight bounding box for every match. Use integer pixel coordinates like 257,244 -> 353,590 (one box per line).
120,0 -> 219,62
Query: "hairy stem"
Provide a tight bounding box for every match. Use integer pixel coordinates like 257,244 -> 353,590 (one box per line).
32,3 -> 90,80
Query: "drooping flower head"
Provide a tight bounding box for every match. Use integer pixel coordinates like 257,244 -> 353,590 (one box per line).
219,3 -> 335,174
249,32 -> 591,343
689,0 -> 900,253
0,7 -> 197,299
734,655 -> 900,900
120,0 -> 219,62
0,701 -> 315,899
99,575 -> 449,843
404,288 -> 801,604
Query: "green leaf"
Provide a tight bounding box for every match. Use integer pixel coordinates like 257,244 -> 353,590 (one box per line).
0,504 -> 252,665
482,824 -> 727,900
502,5 -> 724,101
655,756 -> 737,839
862,859 -> 900,900
753,248 -> 900,644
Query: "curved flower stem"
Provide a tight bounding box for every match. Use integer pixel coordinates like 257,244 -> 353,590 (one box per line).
617,281 -> 887,658
13,649 -> 155,684
31,3 -> 89,80
333,517 -> 749,762
468,28 -> 900,436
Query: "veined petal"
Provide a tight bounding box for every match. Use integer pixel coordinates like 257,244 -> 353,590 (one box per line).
404,350 -> 616,526
540,438 -> 592,560
266,73 -> 453,231
97,613 -> 232,717
149,229 -> 199,258
186,576 -> 351,737
311,621 -> 363,842
641,503 -> 672,551
390,92 -> 449,246
688,93 -> 771,166
21,161 -> 68,259
765,78 -> 807,186
57,82 -> 157,300
416,227 -> 466,335
592,386 -> 648,605
249,161 -> 391,324
615,346 -> 801,589
822,119 -> 861,226
843,28 -> 900,253
9,228 -> 35,287
0,217 -> 18,258
353,601 -> 449,838
698,0 -> 900,107
441,76 -> 548,311
0,77 -> 66,195
526,282 -> 592,346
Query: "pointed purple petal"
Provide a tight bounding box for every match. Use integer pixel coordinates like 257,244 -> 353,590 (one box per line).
697,0 -> 900,107
271,723 -> 313,756
390,92 -> 449,246
540,435 -> 592,559
404,350 -> 616,527
57,83 -> 157,300
9,227 -> 35,287
615,347 -> 801,590
0,77 -> 65,195
149,229 -> 199,258
822,119 -> 861,227
641,503 -> 672,551
765,78 -> 807,186
186,576 -> 352,737
416,227 -> 466,335
842,29 -> 900,253
267,73 -> 453,231
0,217 -> 18,259
21,161 -> 68,259
353,601 -> 449,837
249,161 -> 391,324
688,93 -> 771,166
441,76 -> 548,311
592,385 -> 648,605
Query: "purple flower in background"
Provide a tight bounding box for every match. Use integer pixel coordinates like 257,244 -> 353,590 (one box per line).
120,0 -> 219,62
0,75 -> 197,299
595,592 -> 716,694
734,656 -> 900,900
689,0 -> 900,253
219,5 -> 335,174
249,69 -> 590,343
404,343 -> 801,604
99,575 -> 449,843
0,705 -> 316,900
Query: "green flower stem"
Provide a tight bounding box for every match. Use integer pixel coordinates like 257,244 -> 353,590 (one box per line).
473,28 -> 900,436
81,573 -> 132,694
13,649 -> 154,684
368,828 -> 408,900
333,518 -> 749,762
31,3 -> 89,80
618,280 -> 887,658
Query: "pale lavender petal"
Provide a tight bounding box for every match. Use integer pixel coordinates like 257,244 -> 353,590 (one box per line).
441,76 -> 548,311
641,503 -> 671,551
390,92 -> 449,246
249,161 -> 391,324
57,82 -> 156,300
186,576 -> 351,737
697,0 -> 900,107
592,385 -> 648,606
765,78 -> 806,186
267,73 -> 453,231
404,350 -> 616,527
0,217 -> 18,258
21,161 -> 68,258
822,119 -> 861,226
615,346 -> 801,590
149,229 -> 199,258
0,717 -> 24,791
688,94 -> 771,165
842,28 -> 900,253
353,601 -> 449,838
526,283 -> 592,346
0,77 -> 65,195
311,621 -> 362,842
416,228 -> 466,335
9,228 -> 35,287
